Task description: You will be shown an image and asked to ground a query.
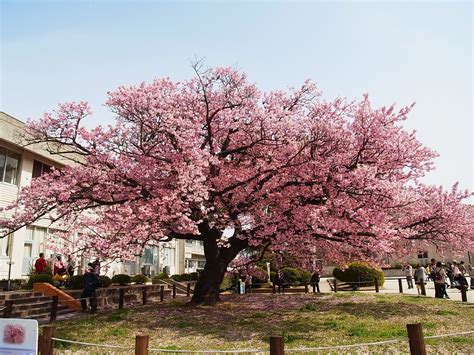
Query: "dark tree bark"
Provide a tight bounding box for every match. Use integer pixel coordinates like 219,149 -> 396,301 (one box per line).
190,226 -> 248,305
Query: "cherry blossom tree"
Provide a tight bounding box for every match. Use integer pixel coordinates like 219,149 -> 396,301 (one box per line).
1,65 -> 472,305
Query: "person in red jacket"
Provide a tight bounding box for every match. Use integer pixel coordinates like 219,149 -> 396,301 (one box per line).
34,253 -> 48,274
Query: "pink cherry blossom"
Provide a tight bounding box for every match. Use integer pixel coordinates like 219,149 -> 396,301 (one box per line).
0,65 -> 472,305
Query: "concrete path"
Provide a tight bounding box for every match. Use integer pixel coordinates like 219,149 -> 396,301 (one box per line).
319,277 -> 472,303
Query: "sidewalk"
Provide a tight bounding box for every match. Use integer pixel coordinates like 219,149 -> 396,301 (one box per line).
319,277 -> 472,303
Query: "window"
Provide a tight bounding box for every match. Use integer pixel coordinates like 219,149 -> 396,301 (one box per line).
0,235 -> 12,257
0,147 -> 20,184
32,160 -> 52,178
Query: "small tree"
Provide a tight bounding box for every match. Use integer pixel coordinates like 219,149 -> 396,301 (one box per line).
1,65 -> 472,305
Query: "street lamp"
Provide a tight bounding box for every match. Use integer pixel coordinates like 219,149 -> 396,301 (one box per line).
7,261 -> 15,291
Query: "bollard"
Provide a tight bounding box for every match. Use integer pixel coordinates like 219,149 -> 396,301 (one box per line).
187,283 -> 191,297
461,285 -> 467,302
119,288 -> 125,309
334,279 -> 338,293
41,325 -> 55,355
420,282 -> 426,296
50,296 -> 59,323
160,285 -> 164,302
270,336 -> 284,355
142,286 -> 147,305
304,282 -> 309,293
272,283 -> 276,294
135,334 -> 149,355
374,278 -> 379,293
3,299 -> 13,318
406,323 -> 427,355
173,284 -> 177,299
398,278 -> 403,293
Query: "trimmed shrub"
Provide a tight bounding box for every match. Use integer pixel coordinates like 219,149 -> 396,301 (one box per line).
189,272 -> 199,281
26,274 -> 54,289
282,267 -> 302,286
220,273 -> 233,291
179,273 -> 192,281
153,272 -> 169,280
333,261 -> 384,287
67,275 -> 84,289
99,275 -> 112,287
111,274 -> 131,286
131,274 -> 149,284
170,274 -> 182,282
300,270 -> 312,284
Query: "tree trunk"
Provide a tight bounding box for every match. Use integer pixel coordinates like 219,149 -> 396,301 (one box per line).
190,227 -> 247,305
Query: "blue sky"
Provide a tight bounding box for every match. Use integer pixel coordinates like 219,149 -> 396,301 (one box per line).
1,1 -> 472,197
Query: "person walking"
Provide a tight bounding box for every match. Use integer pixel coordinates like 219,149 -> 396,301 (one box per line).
403,263 -> 414,289
446,262 -> 454,288
80,264 -> 101,313
311,269 -> 321,293
34,253 -> 48,275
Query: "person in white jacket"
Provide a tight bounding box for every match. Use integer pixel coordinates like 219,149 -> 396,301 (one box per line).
414,264 -> 427,295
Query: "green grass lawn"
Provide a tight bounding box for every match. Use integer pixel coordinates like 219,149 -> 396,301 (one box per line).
50,292 -> 473,354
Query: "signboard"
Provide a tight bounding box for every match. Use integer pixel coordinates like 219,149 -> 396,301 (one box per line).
0,319 -> 38,355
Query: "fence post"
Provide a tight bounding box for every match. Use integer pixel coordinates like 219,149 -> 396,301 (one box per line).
135,334 -> 149,355
142,286 -> 147,305
374,278 -> 379,293
334,279 -> 338,293
304,282 -> 308,293
461,285 -> 467,302
187,283 -> 191,297
270,336 -> 284,355
50,296 -> 59,323
41,325 -> 55,355
406,323 -> 427,355
3,299 -> 13,318
160,285 -> 164,302
398,278 -> 403,293
172,284 -> 177,299
91,292 -> 98,314
420,282 -> 426,296
119,288 -> 125,309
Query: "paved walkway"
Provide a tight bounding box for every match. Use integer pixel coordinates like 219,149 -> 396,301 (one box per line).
319,277 -> 472,303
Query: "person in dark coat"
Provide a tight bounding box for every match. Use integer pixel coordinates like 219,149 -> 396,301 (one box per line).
80,264 -> 101,313
311,269 -> 321,293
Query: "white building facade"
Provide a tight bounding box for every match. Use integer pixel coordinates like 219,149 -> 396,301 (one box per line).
0,112 -> 205,281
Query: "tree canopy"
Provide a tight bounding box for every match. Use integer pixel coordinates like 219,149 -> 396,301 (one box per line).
1,65 -> 472,304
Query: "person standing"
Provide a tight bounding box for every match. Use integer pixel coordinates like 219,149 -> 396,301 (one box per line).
53,256 -> 66,276
311,269 -> 321,293
403,263 -> 414,289
66,255 -> 76,277
414,264 -> 427,295
34,253 -> 48,274
434,262 -> 447,299
91,258 -> 101,275
80,264 -> 101,313
468,264 -> 474,290
446,262 -> 454,288
244,274 -> 253,294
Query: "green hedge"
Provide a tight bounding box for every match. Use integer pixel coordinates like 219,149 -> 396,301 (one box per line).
111,274 -> 131,286
220,273 -> 233,291
26,274 -> 54,289
333,262 -> 384,287
153,272 -> 169,281
131,275 -> 149,284
170,273 -> 199,282
99,275 -> 112,287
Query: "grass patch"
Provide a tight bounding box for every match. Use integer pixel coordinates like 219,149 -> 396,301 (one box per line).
52,293 -> 474,353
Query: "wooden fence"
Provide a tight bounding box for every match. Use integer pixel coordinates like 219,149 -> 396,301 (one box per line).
37,322 -> 446,355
